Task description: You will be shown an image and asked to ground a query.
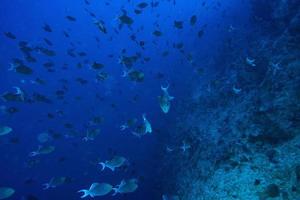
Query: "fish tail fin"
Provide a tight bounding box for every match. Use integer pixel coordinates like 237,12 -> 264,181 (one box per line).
78,189 -> 90,198
29,151 -> 38,157
43,183 -> 50,190
161,83 -> 169,91
112,188 -> 118,196
99,162 -> 106,171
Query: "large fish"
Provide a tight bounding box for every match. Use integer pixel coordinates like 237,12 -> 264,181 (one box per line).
158,84 -> 174,113
78,183 -> 113,198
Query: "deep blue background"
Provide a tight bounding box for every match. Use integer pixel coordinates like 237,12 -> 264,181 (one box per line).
0,0 -> 251,199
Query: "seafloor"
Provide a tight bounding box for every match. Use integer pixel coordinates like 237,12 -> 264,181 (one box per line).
161,0 -> 300,199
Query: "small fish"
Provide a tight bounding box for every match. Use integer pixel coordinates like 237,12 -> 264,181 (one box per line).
91,62 -> 104,70
128,70 -> 144,82
37,132 -> 51,143
96,72 -> 108,82
29,145 -> 55,156
43,23 -> 52,32
43,177 -> 67,189
174,21 -> 183,29
142,114 -> 152,134
134,9 -> 142,14
153,30 -> 162,37
78,183 -> 113,198
118,10 -> 134,29
158,84 -> 174,113
63,30 -> 70,38
0,187 -> 15,199
83,129 -> 100,141
112,179 -> 138,196
0,126 -> 13,136
66,15 -> 76,21
1,87 -> 25,102
43,38 -> 53,46
198,29 -> 204,38
94,20 -> 107,34
137,2 -> 148,9
4,32 -> 16,39
9,63 -> 33,75
99,156 -> 127,171
190,15 -> 197,26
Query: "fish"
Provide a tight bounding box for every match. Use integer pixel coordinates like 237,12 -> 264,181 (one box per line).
0,187 -> 15,199
1,87 -> 25,102
66,15 -> 76,21
128,70 -> 144,82
112,179 -> 138,196
35,47 -> 56,56
96,72 -> 108,82
43,177 -> 67,189
118,10 -> 134,29
37,132 -> 51,143
153,30 -> 162,37
43,38 -> 53,46
190,15 -> 197,26
91,62 -> 104,70
174,21 -> 183,29
137,2 -> 148,9
158,84 -> 174,113
131,114 -> 152,138
83,128 -> 100,141
94,20 -> 107,34
198,29 -> 204,38
43,23 -> 52,32
4,32 -> 16,39
78,183 -> 113,198
134,9 -> 142,14
143,114 -> 152,134
9,63 -> 33,75
32,93 -> 52,104
63,30 -> 70,38
29,145 -> 55,156
0,126 -> 13,136
99,156 -> 127,171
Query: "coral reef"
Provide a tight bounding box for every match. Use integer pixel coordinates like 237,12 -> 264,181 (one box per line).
161,0 -> 300,199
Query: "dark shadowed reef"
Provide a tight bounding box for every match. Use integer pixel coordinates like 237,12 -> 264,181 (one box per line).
159,0 -> 300,199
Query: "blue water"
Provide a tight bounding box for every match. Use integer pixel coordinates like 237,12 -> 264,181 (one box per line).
1,0 -> 297,199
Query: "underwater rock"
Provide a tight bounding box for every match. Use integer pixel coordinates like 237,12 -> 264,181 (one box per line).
295,165 -> 300,181
263,184 -> 280,199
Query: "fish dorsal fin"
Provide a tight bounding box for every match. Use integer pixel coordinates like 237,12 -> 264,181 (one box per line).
90,183 -> 99,190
